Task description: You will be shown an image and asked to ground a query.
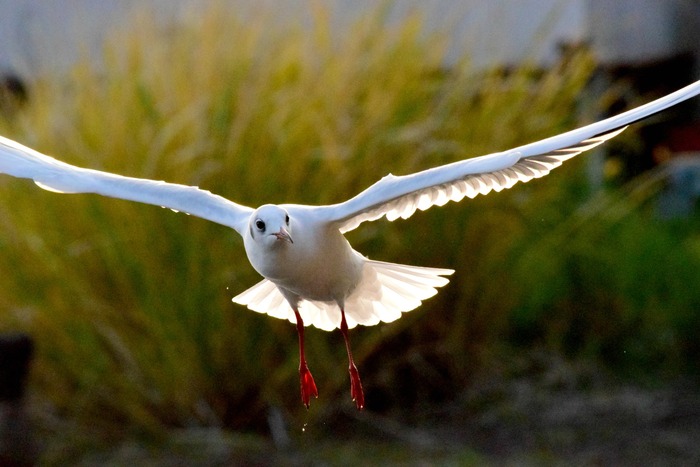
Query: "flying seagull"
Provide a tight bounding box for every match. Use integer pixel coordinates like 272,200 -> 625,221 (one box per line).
1,80 -> 700,410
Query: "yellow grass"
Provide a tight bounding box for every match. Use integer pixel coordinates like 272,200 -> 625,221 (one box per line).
0,2 -> 598,449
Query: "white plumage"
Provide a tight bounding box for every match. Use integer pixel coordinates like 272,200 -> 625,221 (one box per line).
233,260 -> 453,331
2,79 -> 700,409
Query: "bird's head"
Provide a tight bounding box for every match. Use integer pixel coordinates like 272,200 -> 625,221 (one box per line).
248,204 -> 293,247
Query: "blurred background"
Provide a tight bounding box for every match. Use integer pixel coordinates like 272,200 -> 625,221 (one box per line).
1,0 -> 700,465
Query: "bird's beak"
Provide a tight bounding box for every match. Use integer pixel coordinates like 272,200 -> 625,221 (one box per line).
273,227 -> 293,244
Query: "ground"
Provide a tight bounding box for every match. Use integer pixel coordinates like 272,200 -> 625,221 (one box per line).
39,352 -> 700,466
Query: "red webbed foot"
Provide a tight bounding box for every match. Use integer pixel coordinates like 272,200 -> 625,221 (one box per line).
299,363 -> 319,408
348,363 -> 364,410
340,307 -> 365,410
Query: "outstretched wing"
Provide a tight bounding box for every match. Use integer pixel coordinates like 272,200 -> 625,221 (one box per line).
323,80 -> 700,233
0,135 -> 253,234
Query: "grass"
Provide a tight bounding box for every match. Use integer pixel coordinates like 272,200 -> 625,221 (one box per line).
509,168 -> 700,378
0,1 -> 697,459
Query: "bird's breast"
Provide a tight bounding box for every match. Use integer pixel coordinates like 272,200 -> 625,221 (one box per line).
247,226 -> 363,303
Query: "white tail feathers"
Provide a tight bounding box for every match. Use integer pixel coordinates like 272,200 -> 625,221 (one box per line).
232,260 -> 454,331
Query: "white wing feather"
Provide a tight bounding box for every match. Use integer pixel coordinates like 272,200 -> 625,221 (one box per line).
232,260 -> 454,330
0,135 -> 253,234
3,81 -> 700,332
325,80 -> 700,233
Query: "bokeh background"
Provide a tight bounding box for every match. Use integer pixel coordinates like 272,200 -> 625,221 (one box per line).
1,1 -> 699,465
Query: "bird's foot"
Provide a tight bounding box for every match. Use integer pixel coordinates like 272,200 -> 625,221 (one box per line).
299,363 -> 318,409
348,363 -> 364,410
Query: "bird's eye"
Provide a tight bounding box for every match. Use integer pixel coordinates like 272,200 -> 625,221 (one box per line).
285,214 -> 290,225
255,219 -> 266,232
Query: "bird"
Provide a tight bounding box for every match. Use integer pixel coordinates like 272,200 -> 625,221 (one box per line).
1,80 -> 700,410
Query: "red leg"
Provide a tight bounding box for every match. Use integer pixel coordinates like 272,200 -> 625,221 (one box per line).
340,309 -> 365,410
293,308 -> 318,408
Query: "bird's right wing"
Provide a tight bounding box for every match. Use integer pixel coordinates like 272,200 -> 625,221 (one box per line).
0,135 -> 253,235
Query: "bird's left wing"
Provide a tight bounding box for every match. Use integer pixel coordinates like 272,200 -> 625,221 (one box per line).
0,135 -> 253,235
322,80 -> 700,233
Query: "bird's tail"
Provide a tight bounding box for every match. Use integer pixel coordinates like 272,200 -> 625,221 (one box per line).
233,260 -> 454,331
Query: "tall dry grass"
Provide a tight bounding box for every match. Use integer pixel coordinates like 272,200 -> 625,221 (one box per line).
8,2 -> 694,453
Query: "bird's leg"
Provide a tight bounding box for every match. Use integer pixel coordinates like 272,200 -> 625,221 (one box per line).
340,308 -> 365,410
293,308 -> 318,408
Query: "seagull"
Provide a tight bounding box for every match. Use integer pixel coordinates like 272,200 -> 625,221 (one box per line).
1,80 -> 700,410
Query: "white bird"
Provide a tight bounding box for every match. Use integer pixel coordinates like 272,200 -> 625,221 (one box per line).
1,80 -> 700,409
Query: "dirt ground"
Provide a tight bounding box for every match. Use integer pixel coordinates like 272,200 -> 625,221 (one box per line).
322,352 -> 700,466
8,351 -> 700,465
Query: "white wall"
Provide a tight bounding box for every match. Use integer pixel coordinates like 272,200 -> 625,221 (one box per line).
588,0 -> 700,65
0,0 -> 697,81
0,0 -> 585,79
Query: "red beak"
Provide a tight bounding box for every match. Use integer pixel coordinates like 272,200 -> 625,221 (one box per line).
273,227 -> 293,243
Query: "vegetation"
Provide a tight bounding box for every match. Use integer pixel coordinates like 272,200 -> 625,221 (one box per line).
0,2 -> 698,460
